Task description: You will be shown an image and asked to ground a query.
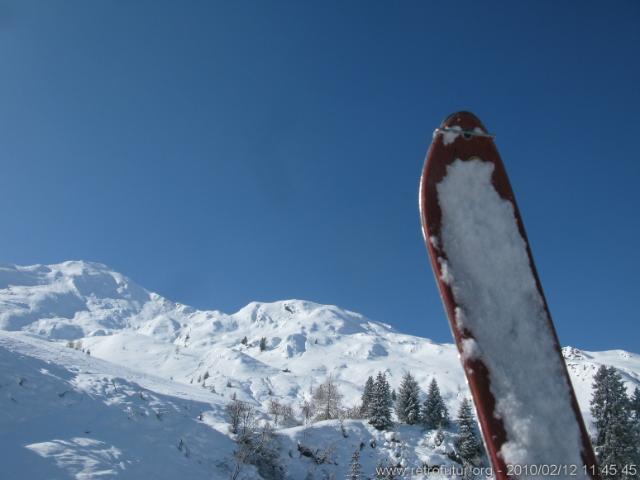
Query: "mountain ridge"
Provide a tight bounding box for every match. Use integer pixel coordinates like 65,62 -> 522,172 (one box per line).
1,260 -> 639,479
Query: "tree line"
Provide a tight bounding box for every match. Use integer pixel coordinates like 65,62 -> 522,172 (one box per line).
224,371 -> 485,478
222,361 -> 640,480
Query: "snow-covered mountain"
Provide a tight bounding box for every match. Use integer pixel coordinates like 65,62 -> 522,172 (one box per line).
1,261 -> 639,479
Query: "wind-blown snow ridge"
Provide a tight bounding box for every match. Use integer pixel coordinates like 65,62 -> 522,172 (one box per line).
0,261 -> 638,479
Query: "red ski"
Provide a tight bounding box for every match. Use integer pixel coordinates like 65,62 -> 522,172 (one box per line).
419,112 -> 599,479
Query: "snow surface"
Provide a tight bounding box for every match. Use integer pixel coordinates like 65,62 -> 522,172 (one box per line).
442,126 -> 463,145
0,260 -> 638,479
436,159 -> 587,473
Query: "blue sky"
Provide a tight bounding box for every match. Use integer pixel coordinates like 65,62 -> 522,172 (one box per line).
0,1 -> 638,351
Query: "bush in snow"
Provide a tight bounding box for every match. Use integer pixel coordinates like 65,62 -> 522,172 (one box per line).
312,374 -> 343,421
368,371 -> 393,430
343,404 -> 364,420
226,399 -> 256,435
395,372 -> 421,425
590,365 -> 639,478
177,438 -> 190,458
268,399 -> 296,427
300,399 -> 314,426
297,442 -> 335,465
421,378 -> 449,429
268,399 -> 283,426
434,428 -> 444,446
232,423 -> 282,480
259,337 -> 268,351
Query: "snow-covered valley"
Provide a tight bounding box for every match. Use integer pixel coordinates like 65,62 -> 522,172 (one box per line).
1,261 -> 639,479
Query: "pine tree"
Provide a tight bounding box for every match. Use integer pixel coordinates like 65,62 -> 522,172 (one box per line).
591,365 -> 610,447
455,398 -> 483,467
590,366 -> 638,479
259,337 -> 267,351
421,378 -> 449,429
631,386 -> 640,422
347,449 -> 362,480
395,372 -> 421,425
369,371 -> 392,430
361,376 -> 375,417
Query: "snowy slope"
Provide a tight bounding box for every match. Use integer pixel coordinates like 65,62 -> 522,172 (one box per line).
0,331 -> 236,480
1,261 -> 638,479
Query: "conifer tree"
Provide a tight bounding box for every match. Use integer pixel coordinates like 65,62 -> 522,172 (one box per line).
421,378 -> 449,429
591,365 -> 610,446
361,376 -> 375,417
630,386 -> 640,422
369,371 -> 392,430
455,398 -> 483,467
590,365 -> 638,479
347,449 -> 362,480
395,372 -> 421,425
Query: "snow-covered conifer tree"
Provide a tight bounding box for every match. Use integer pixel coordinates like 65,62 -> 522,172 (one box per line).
369,371 -> 392,430
421,378 -> 449,429
630,386 -> 640,422
361,376 -> 375,417
590,365 -> 638,479
455,398 -> 483,468
395,372 -> 421,425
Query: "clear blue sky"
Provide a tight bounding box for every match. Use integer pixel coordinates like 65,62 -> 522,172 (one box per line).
1,1 -> 638,351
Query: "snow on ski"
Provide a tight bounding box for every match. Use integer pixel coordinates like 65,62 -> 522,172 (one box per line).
419,111 -> 600,479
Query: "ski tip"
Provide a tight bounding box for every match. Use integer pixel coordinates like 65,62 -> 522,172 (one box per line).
438,111 -> 492,139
